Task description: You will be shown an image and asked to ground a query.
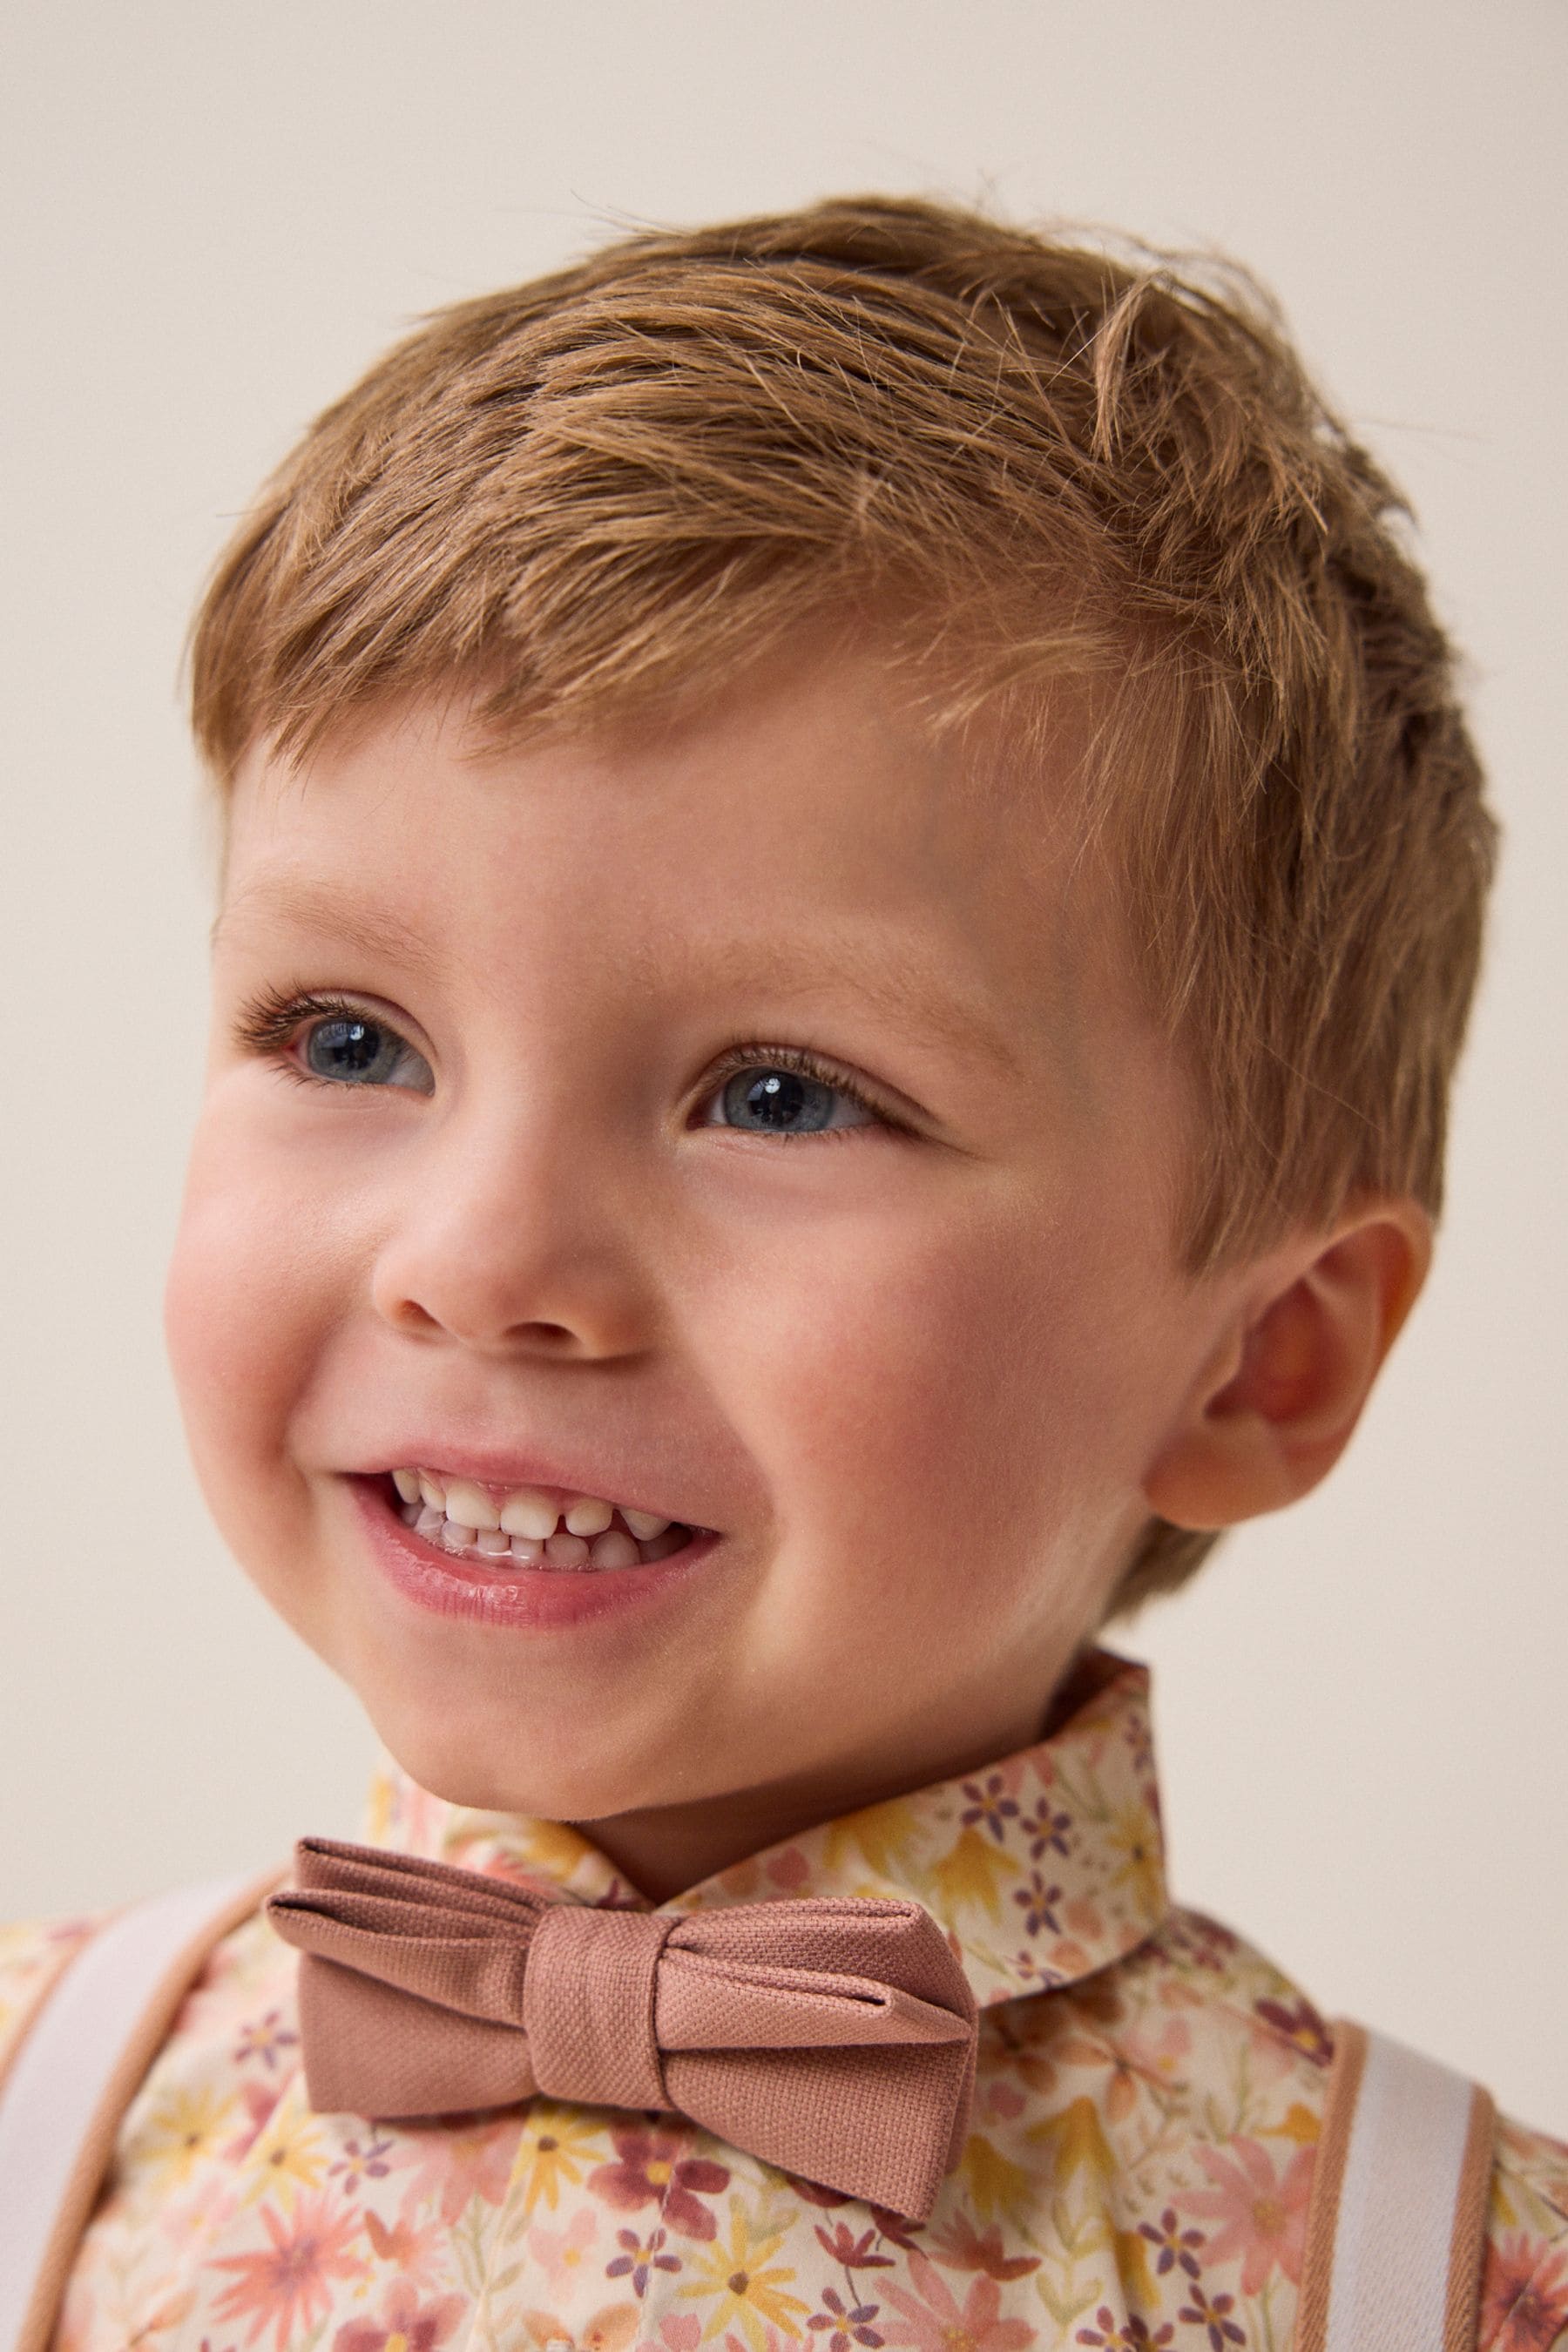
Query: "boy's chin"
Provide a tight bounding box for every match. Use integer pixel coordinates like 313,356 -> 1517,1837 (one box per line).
355,1685 -> 713,1829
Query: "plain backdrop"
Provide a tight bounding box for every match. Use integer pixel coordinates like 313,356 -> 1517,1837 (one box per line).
3,2 -> 1564,2131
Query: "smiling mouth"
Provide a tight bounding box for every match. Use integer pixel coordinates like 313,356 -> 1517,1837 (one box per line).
382,1470 -> 700,1572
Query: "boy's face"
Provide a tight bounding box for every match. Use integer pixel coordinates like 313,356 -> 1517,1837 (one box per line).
167,651 -> 1229,1876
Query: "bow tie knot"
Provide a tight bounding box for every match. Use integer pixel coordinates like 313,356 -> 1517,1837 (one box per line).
526,1905 -> 676,2111
267,1837 -> 978,2220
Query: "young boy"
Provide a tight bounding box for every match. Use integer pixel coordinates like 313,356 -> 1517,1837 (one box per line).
3,194 -> 1565,2350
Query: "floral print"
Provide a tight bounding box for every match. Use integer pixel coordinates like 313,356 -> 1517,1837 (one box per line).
2,1648 -> 1564,2350
1482,2233 -> 1568,2350
591,2126 -> 732,2239
1183,2139 -> 1314,2296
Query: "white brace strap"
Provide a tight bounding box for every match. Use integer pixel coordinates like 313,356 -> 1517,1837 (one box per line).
1296,2019 -> 1495,2352
0,1896 -> 1496,2352
0,1869 -> 281,2352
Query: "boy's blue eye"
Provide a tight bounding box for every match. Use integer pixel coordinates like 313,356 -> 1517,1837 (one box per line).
301,1015 -> 429,1091
711,1065 -> 873,1136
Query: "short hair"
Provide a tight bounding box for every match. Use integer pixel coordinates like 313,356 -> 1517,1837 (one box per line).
188,193 -> 1497,1614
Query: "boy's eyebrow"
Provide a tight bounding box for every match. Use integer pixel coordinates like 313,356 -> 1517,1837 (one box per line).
619,933 -> 1027,1082
211,877 -> 1025,1079
209,875 -> 443,982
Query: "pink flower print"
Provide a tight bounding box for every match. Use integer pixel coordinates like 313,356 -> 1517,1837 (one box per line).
1183,2138 -> 1314,2295
587,2125 -> 730,2239
787,2173 -> 853,2208
881,2253 -> 1037,2352
394,2115 -> 517,2226
1063,1896 -> 1104,1946
656,2318 -> 702,2352
1480,2233 -> 1568,2350
578,2308 -> 641,2352
1168,1915 -> 1237,1972
224,2079 -> 283,2162
867,2207 -> 926,2254
364,2207 -> 443,2286
1116,2015 -> 1191,2093
163,2172 -> 242,2244
923,2213 -> 1038,2282
814,2223 -> 896,2271
207,2193 -> 366,2351
335,2281 -> 465,2352
529,2207 -> 599,2287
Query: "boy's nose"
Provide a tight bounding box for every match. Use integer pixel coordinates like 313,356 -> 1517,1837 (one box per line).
367,1114 -> 658,1361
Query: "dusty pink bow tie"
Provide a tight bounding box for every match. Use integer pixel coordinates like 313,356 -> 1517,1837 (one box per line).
267,1836 -> 977,2220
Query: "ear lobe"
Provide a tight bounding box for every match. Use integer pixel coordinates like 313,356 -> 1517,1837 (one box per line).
1144,1200 -> 1433,1532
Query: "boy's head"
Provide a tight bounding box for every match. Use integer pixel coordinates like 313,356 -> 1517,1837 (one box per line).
166,197 -> 1492,1889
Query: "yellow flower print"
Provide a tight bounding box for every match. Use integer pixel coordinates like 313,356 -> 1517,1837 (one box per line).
135,2077 -> 237,2191
931,1829 -> 1015,1921
243,2087 -> 327,2203
515,1819 -> 607,1882
516,2104 -> 606,2217
1104,1804 -> 1162,1915
680,2206 -> 810,2348
361,1768 -> 395,1845
824,1793 -> 922,1884
961,2132 -> 1036,2222
1026,2097 -> 1118,2191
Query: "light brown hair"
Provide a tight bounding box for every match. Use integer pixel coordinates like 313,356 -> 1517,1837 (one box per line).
188,194 -> 1496,1612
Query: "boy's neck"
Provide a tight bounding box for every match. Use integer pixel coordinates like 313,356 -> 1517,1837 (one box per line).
565,1674 -> 1087,1903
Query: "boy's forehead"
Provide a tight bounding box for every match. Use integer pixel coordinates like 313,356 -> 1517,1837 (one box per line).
218,655 -> 1125,1071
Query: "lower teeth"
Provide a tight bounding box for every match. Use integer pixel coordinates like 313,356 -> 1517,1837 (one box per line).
398,1496 -> 693,1571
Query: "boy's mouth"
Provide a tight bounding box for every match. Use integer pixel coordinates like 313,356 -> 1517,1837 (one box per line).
382,1467 -> 701,1572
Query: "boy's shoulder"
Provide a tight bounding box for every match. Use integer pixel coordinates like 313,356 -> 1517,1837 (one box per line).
0,1908 -> 105,2078
1485,2111 -> 1568,2342
0,1876 -> 289,2085
1127,1902 -> 1568,2339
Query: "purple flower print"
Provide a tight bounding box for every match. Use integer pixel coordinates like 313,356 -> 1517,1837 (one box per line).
1077,2313 -> 1174,2349
1139,2208 -> 1205,2281
808,2287 -> 884,2350
1012,1874 -> 1063,1938
606,2224 -> 682,2297
1177,2287 -> 1245,2349
1019,1798 -> 1072,1862
961,1775 -> 1020,1843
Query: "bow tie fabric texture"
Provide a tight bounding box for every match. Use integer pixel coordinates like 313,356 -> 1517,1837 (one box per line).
266,1838 -> 979,2221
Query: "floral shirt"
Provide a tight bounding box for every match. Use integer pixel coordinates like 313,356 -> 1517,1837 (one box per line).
3,1649 -> 1566,2352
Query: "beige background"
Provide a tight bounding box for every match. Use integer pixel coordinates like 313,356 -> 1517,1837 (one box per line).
3,2 -> 1564,2130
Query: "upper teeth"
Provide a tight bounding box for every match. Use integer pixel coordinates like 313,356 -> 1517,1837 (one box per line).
390,1468 -> 672,1543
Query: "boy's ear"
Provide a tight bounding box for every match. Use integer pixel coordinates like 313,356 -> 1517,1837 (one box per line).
1143,1199 -> 1434,1531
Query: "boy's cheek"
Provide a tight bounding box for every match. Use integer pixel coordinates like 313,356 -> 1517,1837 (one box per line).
723,1203 -> 1156,1606
163,1128 -> 339,1495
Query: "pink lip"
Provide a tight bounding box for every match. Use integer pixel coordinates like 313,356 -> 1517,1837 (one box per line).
348,1474 -> 720,1631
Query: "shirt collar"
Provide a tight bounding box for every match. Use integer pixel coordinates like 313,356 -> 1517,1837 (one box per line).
360,1646 -> 1166,2011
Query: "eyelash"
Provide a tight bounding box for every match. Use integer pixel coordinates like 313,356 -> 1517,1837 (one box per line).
231,986 -> 900,1140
